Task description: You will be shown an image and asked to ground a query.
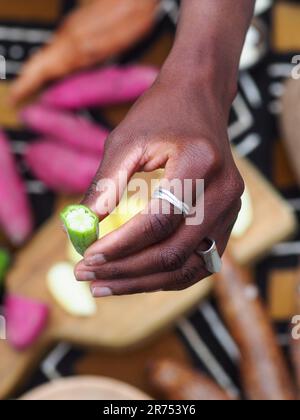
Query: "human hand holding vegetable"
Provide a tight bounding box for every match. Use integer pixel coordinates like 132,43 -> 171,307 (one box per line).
74,0 -> 255,296
10,0 -> 158,104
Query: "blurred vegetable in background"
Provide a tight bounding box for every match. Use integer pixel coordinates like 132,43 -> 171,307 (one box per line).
0,130 -> 33,246
215,255 -> 295,401
25,141 -> 100,194
19,64 -> 159,195
5,295 -> 49,351
21,105 -> 109,154
41,66 -> 159,110
10,0 -> 159,104
148,359 -> 233,401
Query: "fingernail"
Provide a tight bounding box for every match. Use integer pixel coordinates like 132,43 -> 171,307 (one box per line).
76,271 -> 96,281
92,287 -> 113,298
85,254 -> 106,266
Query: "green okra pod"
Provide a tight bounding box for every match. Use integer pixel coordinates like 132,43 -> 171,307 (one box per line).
0,248 -> 10,289
61,205 -> 99,256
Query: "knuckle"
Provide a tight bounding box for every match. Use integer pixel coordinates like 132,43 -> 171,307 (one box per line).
173,265 -> 199,289
205,144 -> 223,174
159,247 -> 187,271
83,177 -> 100,203
104,132 -> 120,152
108,127 -> 138,147
101,265 -> 125,279
230,171 -> 245,201
236,197 -> 242,214
190,140 -> 223,178
220,168 -> 245,208
144,214 -> 175,242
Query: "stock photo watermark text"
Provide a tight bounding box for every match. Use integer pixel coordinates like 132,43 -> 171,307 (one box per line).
0,55 -> 6,80
0,314 -> 6,340
94,173 -> 205,226
291,315 -> 300,340
291,55 -> 300,80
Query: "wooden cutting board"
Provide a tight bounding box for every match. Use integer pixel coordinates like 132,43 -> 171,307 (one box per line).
0,156 -> 296,399
230,156 -> 297,264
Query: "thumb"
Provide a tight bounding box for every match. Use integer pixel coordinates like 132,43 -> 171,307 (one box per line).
81,145 -> 144,220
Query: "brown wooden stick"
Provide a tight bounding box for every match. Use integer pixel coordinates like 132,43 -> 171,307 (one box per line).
214,254 -> 296,400
147,359 -> 233,400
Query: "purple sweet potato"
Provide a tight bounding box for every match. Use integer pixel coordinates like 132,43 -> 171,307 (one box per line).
21,104 -> 108,154
25,141 -> 100,194
0,130 -> 33,245
41,65 -> 158,109
5,294 -> 49,351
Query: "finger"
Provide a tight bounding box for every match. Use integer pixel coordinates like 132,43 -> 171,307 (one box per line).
78,199 -> 240,280
77,221 -> 198,279
85,198 -> 183,262
84,142 -> 213,261
81,139 -> 145,219
90,253 -> 210,297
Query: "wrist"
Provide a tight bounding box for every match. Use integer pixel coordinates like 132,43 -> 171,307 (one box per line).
160,46 -> 238,112
160,0 -> 255,111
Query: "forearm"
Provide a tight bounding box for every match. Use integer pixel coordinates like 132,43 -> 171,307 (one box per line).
162,0 -> 255,106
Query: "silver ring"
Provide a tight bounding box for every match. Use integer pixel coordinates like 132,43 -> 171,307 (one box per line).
152,187 -> 190,217
195,238 -> 222,274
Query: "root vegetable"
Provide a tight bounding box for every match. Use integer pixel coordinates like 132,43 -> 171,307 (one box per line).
41,66 -> 158,109
5,295 -> 49,351
25,141 -> 100,194
0,130 -> 33,245
148,359 -> 233,401
21,105 -> 108,154
215,255 -> 296,400
10,0 -> 159,104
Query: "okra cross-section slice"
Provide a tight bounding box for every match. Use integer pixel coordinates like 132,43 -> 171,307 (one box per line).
61,205 -> 99,256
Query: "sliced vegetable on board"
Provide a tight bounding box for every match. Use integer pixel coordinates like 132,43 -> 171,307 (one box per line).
231,186 -> 253,238
41,65 -> 159,109
21,105 -> 108,154
0,130 -> 33,245
47,262 -> 97,317
25,141 -> 100,194
5,295 -> 49,351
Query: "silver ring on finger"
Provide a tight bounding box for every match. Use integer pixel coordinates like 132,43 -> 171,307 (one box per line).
152,187 -> 190,217
195,238 -> 222,274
